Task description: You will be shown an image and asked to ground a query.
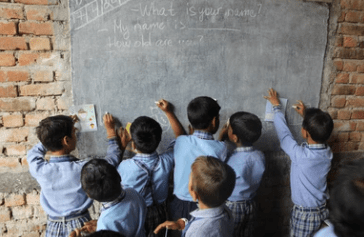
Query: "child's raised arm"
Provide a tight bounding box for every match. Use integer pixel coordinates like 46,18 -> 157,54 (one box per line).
103,113 -> 117,139
157,99 -> 186,137
263,88 -> 280,106
293,100 -> 306,117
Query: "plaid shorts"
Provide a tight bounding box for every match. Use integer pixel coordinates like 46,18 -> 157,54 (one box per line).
145,202 -> 168,237
225,200 -> 256,237
46,211 -> 91,237
290,204 -> 329,237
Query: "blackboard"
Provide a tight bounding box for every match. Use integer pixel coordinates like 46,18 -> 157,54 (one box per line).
69,0 -> 329,157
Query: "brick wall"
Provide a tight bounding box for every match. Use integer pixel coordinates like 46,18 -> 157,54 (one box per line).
0,0 -> 363,236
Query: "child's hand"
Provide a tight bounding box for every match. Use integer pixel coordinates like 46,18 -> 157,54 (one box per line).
156,99 -> 171,113
68,228 -> 81,237
293,100 -> 306,117
118,127 -> 131,150
263,88 -> 280,106
154,219 -> 185,234
218,123 -> 229,141
103,113 -> 117,138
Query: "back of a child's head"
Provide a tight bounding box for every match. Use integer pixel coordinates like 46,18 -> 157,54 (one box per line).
187,96 -> 220,129
36,115 -> 74,151
130,116 -> 162,153
330,158 -> 364,237
191,156 -> 236,208
81,159 -> 122,202
87,230 -> 125,237
302,108 -> 333,143
230,111 -> 262,144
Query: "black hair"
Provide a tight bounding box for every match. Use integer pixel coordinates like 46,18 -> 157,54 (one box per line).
330,158 -> 364,237
187,96 -> 220,130
81,159 -> 122,202
230,111 -> 262,144
87,230 -> 125,237
302,108 -> 333,143
130,116 -> 162,154
36,115 -> 74,152
191,156 -> 236,208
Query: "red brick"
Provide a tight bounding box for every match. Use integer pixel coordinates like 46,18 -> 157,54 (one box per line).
337,110 -> 351,120
0,22 -> 17,35
334,48 -> 359,59
335,73 -> 350,83
0,37 -> 27,50
334,121 -> 357,131
0,7 -> 24,19
0,207 -> 11,222
36,97 -> 55,110
358,63 -> 364,73
331,85 -> 356,95
5,194 -> 25,207
335,36 -> 343,47
357,122 -> 364,131
0,85 -> 17,98
12,206 -> 33,220
331,132 -> 350,142
338,11 -> 346,23
56,97 -> 68,110
20,83 -> 64,96
7,71 -> 29,82
352,110 -> 364,119
0,128 -> 29,143
343,60 -> 358,72
25,113 -> 48,126
331,142 -> 359,152
3,114 -> 23,127
359,142 -> 364,151
6,145 -> 26,156
333,60 -> 343,71
345,11 -> 364,23
340,0 -> 364,10
356,86 -> 364,95
338,23 -> 364,36
15,0 -> 51,4
26,192 -> 40,205
0,71 -> 5,82
331,96 -> 346,108
0,98 -> 36,112
26,8 -> 50,21
343,36 -> 358,47
351,74 -> 364,84
34,71 -> 53,82
18,52 -> 51,66
0,157 -> 21,169
328,109 -> 338,119
347,97 -> 364,106
0,53 -> 15,66
19,22 -> 53,35
29,38 -> 51,50
349,132 -> 362,141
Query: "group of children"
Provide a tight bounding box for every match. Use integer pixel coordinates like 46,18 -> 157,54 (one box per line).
27,88 -> 341,237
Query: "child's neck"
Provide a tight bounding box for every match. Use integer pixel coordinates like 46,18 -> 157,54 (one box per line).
306,137 -> 319,145
51,149 -> 71,156
198,201 -> 210,210
195,128 -> 213,134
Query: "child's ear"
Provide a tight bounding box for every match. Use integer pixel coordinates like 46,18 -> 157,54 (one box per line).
231,133 -> 239,143
189,188 -> 199,202
301,128 -> 309,139
62,136 -> 69,147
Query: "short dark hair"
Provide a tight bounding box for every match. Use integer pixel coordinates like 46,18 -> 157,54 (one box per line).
230,112 -> 262,144
187,96 -> 220,129
81,159 -> 121,202
330,158 -> 364,237
302,108 -> 333,143
191,156 -> 236,208
36,115 -> 74,151
87,230 -> 125,237
130,116 -> 162,154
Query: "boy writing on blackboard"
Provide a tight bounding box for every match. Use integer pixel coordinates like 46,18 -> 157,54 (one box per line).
27,114 -> 122,237
264,88 -> 333,237
117,99 -> 185,237
219,112 -> 265,237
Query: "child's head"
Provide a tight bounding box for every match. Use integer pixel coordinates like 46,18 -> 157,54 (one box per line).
36,115 -> 76,152
187,96 -> 220,132
189,156 -> 236,208
229,112 -> 262,145
330,158 -> 364,237
301,108 -> 333,143
130,116 -> 162,154
81,159 -> 122,202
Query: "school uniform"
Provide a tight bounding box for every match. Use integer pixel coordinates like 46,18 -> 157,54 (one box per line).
273,106 -> 332,237
182,204 -> 234,237
117,142 -> 174,237
97,188 -> 147,237
314,225 -> 338,237
170,131 -> 228,220
225,146 -> 265,237
27,138 -> 121,237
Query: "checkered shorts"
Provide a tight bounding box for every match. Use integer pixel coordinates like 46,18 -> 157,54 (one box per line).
46,211 -> 91,237
145,202 -> 168,237
290,204 -> 328,237
225,200 -> 256,237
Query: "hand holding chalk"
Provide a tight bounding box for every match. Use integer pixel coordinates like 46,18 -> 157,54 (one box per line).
103,113 -> 117,138
293,100 -> 305,117
156,99 -> 171,112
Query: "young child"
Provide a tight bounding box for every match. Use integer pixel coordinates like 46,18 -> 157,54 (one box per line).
219,111 -> 265,237
81,159 -> 146,237
154,156 -> 236,237
314,158 -> 364,237
117,99 -> 185,237
27,114 -> 121,237
170,96 -> 228,222
264,88 -> 334,237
